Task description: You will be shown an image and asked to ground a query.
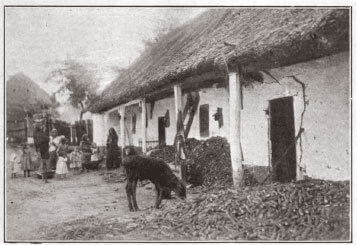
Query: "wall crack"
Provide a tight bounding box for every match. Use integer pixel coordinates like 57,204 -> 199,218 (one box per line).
284,75 -> 309,177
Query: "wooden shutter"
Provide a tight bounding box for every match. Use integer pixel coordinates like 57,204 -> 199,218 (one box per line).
165,109 -> 170,128
199,104 -> 209,137
132,114 -> 136,134
87,119 -> 93,142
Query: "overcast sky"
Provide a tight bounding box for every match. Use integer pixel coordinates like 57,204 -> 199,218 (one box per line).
5,7 -> 205,93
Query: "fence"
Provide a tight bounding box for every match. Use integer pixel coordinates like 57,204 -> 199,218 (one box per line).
7,115 -> 94,146
71,119 -> 93,145
53,120 -> 71,141
7,120 -> 27,143
138,139 -> 160,150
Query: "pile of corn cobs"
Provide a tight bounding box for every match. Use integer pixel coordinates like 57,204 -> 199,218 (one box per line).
149,145 -> 176,163
150,137 -> 258,188
137,179 -> 350,241
186,137 -> 233,187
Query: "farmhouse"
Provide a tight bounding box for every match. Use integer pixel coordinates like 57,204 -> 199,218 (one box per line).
86,8 -> 350,183
6,73 -> 52,144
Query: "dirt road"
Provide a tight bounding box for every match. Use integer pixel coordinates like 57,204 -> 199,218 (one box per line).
5,170 -> 156,241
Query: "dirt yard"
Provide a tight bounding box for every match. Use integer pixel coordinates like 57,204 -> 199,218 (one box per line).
5,168 -> 164,241
5,145 -> 350,242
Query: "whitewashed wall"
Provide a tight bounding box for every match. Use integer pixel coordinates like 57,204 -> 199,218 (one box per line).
123,105 -> 141,146
96,51 -> 349,181
264,52 -> 350,181
81,112 -> 106,146
92,113 -> 105,146
147,52 -> 349,180
243,52 -> 348,180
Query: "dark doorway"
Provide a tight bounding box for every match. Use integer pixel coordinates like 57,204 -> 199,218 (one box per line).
199,104 -> 209,137
158,116 -> 166,146
269,96 -> 297,182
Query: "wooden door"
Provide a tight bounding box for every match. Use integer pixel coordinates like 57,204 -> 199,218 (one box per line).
270,96 -> 297,182
158,117 -> 166,146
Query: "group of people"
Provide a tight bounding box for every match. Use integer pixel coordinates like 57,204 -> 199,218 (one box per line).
10,124 -> 103,182
10,144 -> 33,178
10,125 -> 122,182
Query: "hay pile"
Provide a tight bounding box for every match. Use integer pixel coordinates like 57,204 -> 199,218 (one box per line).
136,180 -> 350,241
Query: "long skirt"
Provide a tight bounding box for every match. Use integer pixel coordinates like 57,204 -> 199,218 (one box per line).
12,162 -> 22,174
49,151 -> 57,170
81,152 -> 91,170
56,157 -> 69,175
70,161 -> 82,169
39,158 -> 51,174
106,146 -> 119,169
21,159 -> 32,171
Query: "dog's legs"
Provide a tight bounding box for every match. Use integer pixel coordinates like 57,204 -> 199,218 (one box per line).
154,183 -> 160,207
125,180 -> 134,212
132,179 -> 139,211
154,184 -> 163,209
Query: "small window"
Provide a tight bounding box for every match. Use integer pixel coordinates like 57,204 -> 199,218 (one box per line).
199,104 -> 209,137
132,114 -> 136,134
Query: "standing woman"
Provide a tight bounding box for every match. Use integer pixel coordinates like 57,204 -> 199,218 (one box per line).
106,128 -> 120,170
49,129 -> 60,170
80,134 -> 92,172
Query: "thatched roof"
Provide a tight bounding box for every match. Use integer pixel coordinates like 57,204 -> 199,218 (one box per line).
91,8 -> 349,113
6,73 -> 51,121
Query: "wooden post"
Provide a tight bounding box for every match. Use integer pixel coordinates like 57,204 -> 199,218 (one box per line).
25,115 -> 35,144
174,85 -> 183,126
141,99 -> 147,154
229,72 -> 244,188
85,119 -> 89,134
24,118 -> 28,143
103,113 -> 109,145
174,84 -> 187,182
70,125 -> 73,144
73,124 -> 76,145
119,107 -> 126,156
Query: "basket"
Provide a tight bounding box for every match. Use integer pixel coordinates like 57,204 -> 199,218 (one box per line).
35,170 -> 56,179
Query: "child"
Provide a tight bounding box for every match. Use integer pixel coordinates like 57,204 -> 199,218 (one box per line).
21,144 -> 33,177
10,146 -> 21,178
56,136 -> 69,179
90,143 -> 101,169
69,146 -> 82,175
80,134 -> 92,173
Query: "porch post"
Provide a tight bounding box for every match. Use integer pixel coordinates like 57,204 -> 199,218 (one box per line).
119,107 -> 126,156
174,84 -> 183,125
103,113 -> 109,146
141,99 -> 147,153
25,115 -> 34,144
174,84 -> 187,182
70,125 -> 73,144
229,72 -> 244,188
